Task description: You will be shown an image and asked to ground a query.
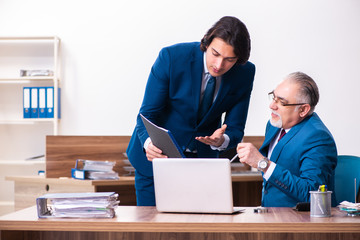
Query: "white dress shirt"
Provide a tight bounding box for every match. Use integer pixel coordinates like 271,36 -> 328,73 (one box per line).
263,128 -> 290,180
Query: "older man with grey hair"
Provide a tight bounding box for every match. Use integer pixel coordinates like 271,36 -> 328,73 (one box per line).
237,72 -> 337,207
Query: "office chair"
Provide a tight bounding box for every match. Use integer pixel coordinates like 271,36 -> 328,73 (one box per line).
334,155 -> 360,205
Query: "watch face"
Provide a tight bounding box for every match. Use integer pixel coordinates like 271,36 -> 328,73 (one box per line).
259,159 -> 268,169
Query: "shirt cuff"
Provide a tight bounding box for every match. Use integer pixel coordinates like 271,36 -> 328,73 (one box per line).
144,137 -> 151,150
210,134 -> 230,151
263,161 -> 276,181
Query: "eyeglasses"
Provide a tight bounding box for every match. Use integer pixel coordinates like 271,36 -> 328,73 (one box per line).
268,91 -> 307,107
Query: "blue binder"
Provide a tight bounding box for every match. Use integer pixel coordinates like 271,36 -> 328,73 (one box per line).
23,87 -> 31,118
45,87 -> 61,118
30,87 -> 39,118
57,88 -> 61,119
46,87 -> 54,118
38,87 -> 47,118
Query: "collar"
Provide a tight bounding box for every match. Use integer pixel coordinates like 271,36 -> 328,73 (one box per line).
203,52 -> 209,75
283,128 -> 290,133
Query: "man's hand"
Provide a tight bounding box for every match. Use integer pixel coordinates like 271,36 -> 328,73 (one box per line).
236,142 -> 264,168
145,142 -> 167,161
195,124 -> 227,147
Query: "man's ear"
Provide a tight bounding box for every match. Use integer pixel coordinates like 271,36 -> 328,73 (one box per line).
299,104 -> 311,118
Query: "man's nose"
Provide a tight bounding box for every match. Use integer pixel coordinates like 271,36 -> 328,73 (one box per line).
269,99 -> 277,110
214,58 -> 224,69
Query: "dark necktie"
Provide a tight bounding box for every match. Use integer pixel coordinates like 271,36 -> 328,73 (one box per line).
278,129 -> 286,142
198,75 -> 216,121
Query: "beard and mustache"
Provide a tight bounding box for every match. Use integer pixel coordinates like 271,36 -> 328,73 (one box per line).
270,110 -> 282,128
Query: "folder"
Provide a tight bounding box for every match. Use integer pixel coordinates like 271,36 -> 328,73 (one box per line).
38,87 -> 46,118
46,87 -> 54,118
23,87 -> 31,118
46,87 -> 61,118
71,159 -> 119,180
57,88 -> 61,118
71,159 -> 91,180
71,168 -> 87,180
140,114 -> 186,158
36,192 -> 119,218
30,87 -> 39,118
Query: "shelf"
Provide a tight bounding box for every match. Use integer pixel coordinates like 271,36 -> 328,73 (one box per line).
0,119 -> 58,124
0,36 -> 60,41
0,159 -> 45,165
0,77 -> 58,83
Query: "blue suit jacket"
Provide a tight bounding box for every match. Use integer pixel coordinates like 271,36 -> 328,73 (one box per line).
127,42 -> 255,177
259,113 -> 338,207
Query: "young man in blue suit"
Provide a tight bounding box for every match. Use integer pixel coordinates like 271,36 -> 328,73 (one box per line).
127,16 -> 256,206
237,72 -> 337,207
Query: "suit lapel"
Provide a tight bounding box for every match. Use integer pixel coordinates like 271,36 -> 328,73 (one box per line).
269,116 -> 310,163
210,75 -> 231,109
270,131 -> 292,163
190,47 -> 205,117
259,127 -> 279,156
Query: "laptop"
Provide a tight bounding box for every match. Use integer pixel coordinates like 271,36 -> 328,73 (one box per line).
153,158 -> 243,214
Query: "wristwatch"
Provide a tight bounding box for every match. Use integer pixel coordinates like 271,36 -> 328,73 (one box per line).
257,157 -> 270,172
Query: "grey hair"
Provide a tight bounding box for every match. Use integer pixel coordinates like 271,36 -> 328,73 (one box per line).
286,72 -> 319,113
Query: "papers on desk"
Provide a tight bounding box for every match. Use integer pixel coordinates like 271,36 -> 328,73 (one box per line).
71,159 -> 119,180
338,201 -> 360,216
36,192 -> 119,218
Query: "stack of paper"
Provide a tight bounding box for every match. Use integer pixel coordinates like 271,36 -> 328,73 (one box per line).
83,160 -> 115,171
71,159 -> 119,180
20,69 -> 54,77
338,201 -> 360,216
37,192 -> 119,218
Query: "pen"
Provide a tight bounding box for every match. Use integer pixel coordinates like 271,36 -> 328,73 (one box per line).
318,185 -> 327,192
318,185 -> 327,215
230,153 -> 238,163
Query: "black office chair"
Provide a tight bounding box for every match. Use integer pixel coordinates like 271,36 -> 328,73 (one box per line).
334,155 -> 360,204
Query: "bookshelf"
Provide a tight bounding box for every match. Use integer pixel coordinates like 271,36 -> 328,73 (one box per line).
0,36 -> 61,161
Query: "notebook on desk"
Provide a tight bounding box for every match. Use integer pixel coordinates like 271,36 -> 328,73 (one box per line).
153,158 -> 243,214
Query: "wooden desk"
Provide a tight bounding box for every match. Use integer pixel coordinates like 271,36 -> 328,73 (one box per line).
0,206 -> 359,240
45,136 -> 132,178
5,176 -> 136,210
6,173 -> 263,211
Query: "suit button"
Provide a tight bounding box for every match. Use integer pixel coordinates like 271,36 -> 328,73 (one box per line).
264,190 -> 268,194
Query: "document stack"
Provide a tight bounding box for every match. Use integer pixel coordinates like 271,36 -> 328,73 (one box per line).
338,201 -> 360,216
71,159 -> 119,180
36,192 -> 119,218
20,69 -> 54,77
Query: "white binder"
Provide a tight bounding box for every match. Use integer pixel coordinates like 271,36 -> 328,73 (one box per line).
46,87 -> 54,118
38,87 -> 46,118
23,87 -> 31,118
30,87 -> 39,118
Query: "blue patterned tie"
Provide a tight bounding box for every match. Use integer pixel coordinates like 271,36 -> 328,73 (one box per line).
198,75 -> 216,122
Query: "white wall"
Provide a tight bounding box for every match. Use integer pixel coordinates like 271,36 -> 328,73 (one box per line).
1,0 -> 359,156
